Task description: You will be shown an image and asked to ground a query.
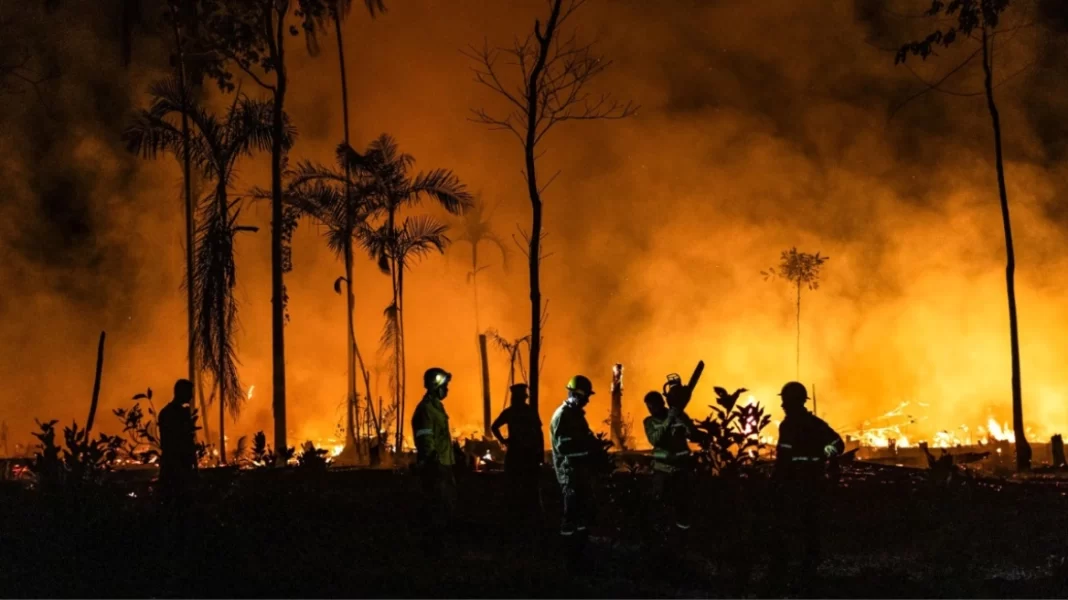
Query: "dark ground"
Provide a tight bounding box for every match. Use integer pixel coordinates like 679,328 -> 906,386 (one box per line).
1,463 -> 1067,598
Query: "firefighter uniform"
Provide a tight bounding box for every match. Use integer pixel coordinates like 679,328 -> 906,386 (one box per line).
412,369 -> 457,542
644,406 -> 699,529
769,382 -> 844,588
550,394 -> 597,535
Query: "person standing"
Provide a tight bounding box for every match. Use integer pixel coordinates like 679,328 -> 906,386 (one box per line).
549,375 -> 599,537
492,383 -> 544,526
411,367 -> 457,553
643,390 -> 700,532
767,381 -> 844,592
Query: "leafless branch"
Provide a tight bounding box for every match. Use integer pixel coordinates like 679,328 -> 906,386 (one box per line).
889,45 -> 983,121
467,0 -> 638,152
538,170 -> 561,195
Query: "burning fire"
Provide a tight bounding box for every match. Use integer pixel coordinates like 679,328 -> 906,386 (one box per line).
985,418 -> 1015,443
247,385 -> 255,401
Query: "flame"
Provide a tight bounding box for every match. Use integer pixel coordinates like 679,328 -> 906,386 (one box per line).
247,385 -> 255,401
987,418 -> 1015,443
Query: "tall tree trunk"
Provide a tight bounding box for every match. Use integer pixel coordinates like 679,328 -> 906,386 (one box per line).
480,334 -> 491,438
610,363 -> 623,449
472,244 -> 481,331
217,183 -> 229,465
982,27 -> 1030,471
524,0 -> 563,457
218,374 -> 226,464
172,12 -> 199,422
343,240 -> 359,456
85,331 -> 106,437
197,375 -> 211,443
397,265 -> 407,450
335,9 -> 361,460
796,279 -> 801,380
270,21 -> 289,466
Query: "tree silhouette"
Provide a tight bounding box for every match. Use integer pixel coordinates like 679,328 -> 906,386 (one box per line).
295,0 -> 385,462
894,0 -> 1041,471
762,248 -> 828,379
281,153 -> 384,460
340,135 -> 471,450
451,195 -> 508,333
124,78 -> 291,463
197,0 -> 307,463
359,215 -> 452,450
465,0 -> 637,423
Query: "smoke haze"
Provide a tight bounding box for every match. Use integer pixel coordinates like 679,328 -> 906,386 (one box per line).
2,0 -> 1068,449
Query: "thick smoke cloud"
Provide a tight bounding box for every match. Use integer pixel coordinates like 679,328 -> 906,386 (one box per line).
2,0 -> 1067,450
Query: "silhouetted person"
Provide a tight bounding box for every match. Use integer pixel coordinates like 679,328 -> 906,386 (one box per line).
550,375 -> 599,538
158,378 -> 198,503
411,367 -> 456,554
643,390 -> 700,532
767,381 -> 844,593
492,384 -> 544,531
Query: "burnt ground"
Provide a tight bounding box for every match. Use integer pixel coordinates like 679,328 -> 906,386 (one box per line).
1,464 -> 1067,598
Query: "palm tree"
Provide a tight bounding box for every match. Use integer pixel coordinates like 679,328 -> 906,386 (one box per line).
343,134 -> 472,449
295,0 -> 384,462
359,215 -> 453,449
123,78 -> 291,463
282,156 -> 383,461
451,195 -> 508,333
451,195 -> 507,437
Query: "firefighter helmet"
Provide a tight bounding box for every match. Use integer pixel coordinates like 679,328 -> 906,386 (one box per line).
778,381 -> 809,403
423,367 -> 452,390
566,375 -> 595,397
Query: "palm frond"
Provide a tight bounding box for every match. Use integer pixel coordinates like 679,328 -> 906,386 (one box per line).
397,215 -> 450,267
357,222 -> 393,274
193,190 -> 247,421
230,97 -> 293,157
408,169 -> 472,215
378,302 -> 400,401
482,230 -> 510,270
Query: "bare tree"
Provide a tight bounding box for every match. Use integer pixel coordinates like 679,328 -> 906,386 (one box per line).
464,0 -> 637,424
892,0 -> 1052,471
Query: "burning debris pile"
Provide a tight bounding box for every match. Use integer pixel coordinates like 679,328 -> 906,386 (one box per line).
842,401 -> 1029,451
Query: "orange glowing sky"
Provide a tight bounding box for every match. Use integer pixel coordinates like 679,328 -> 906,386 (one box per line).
2,0 -> 1068,451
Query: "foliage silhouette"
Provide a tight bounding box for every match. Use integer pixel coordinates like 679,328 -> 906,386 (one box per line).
894,0 -> 1036,470
124,78 -> 292,463
340,134 -> 472,449
762,248 -> 828,379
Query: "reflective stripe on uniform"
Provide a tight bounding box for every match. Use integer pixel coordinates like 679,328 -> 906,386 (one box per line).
415,429 -> 433,437
779,443 -> 793,449
792,456 -> 821,462
674,450 -> 690,456
564,451 -> 588,458
558,436 -> 573,442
